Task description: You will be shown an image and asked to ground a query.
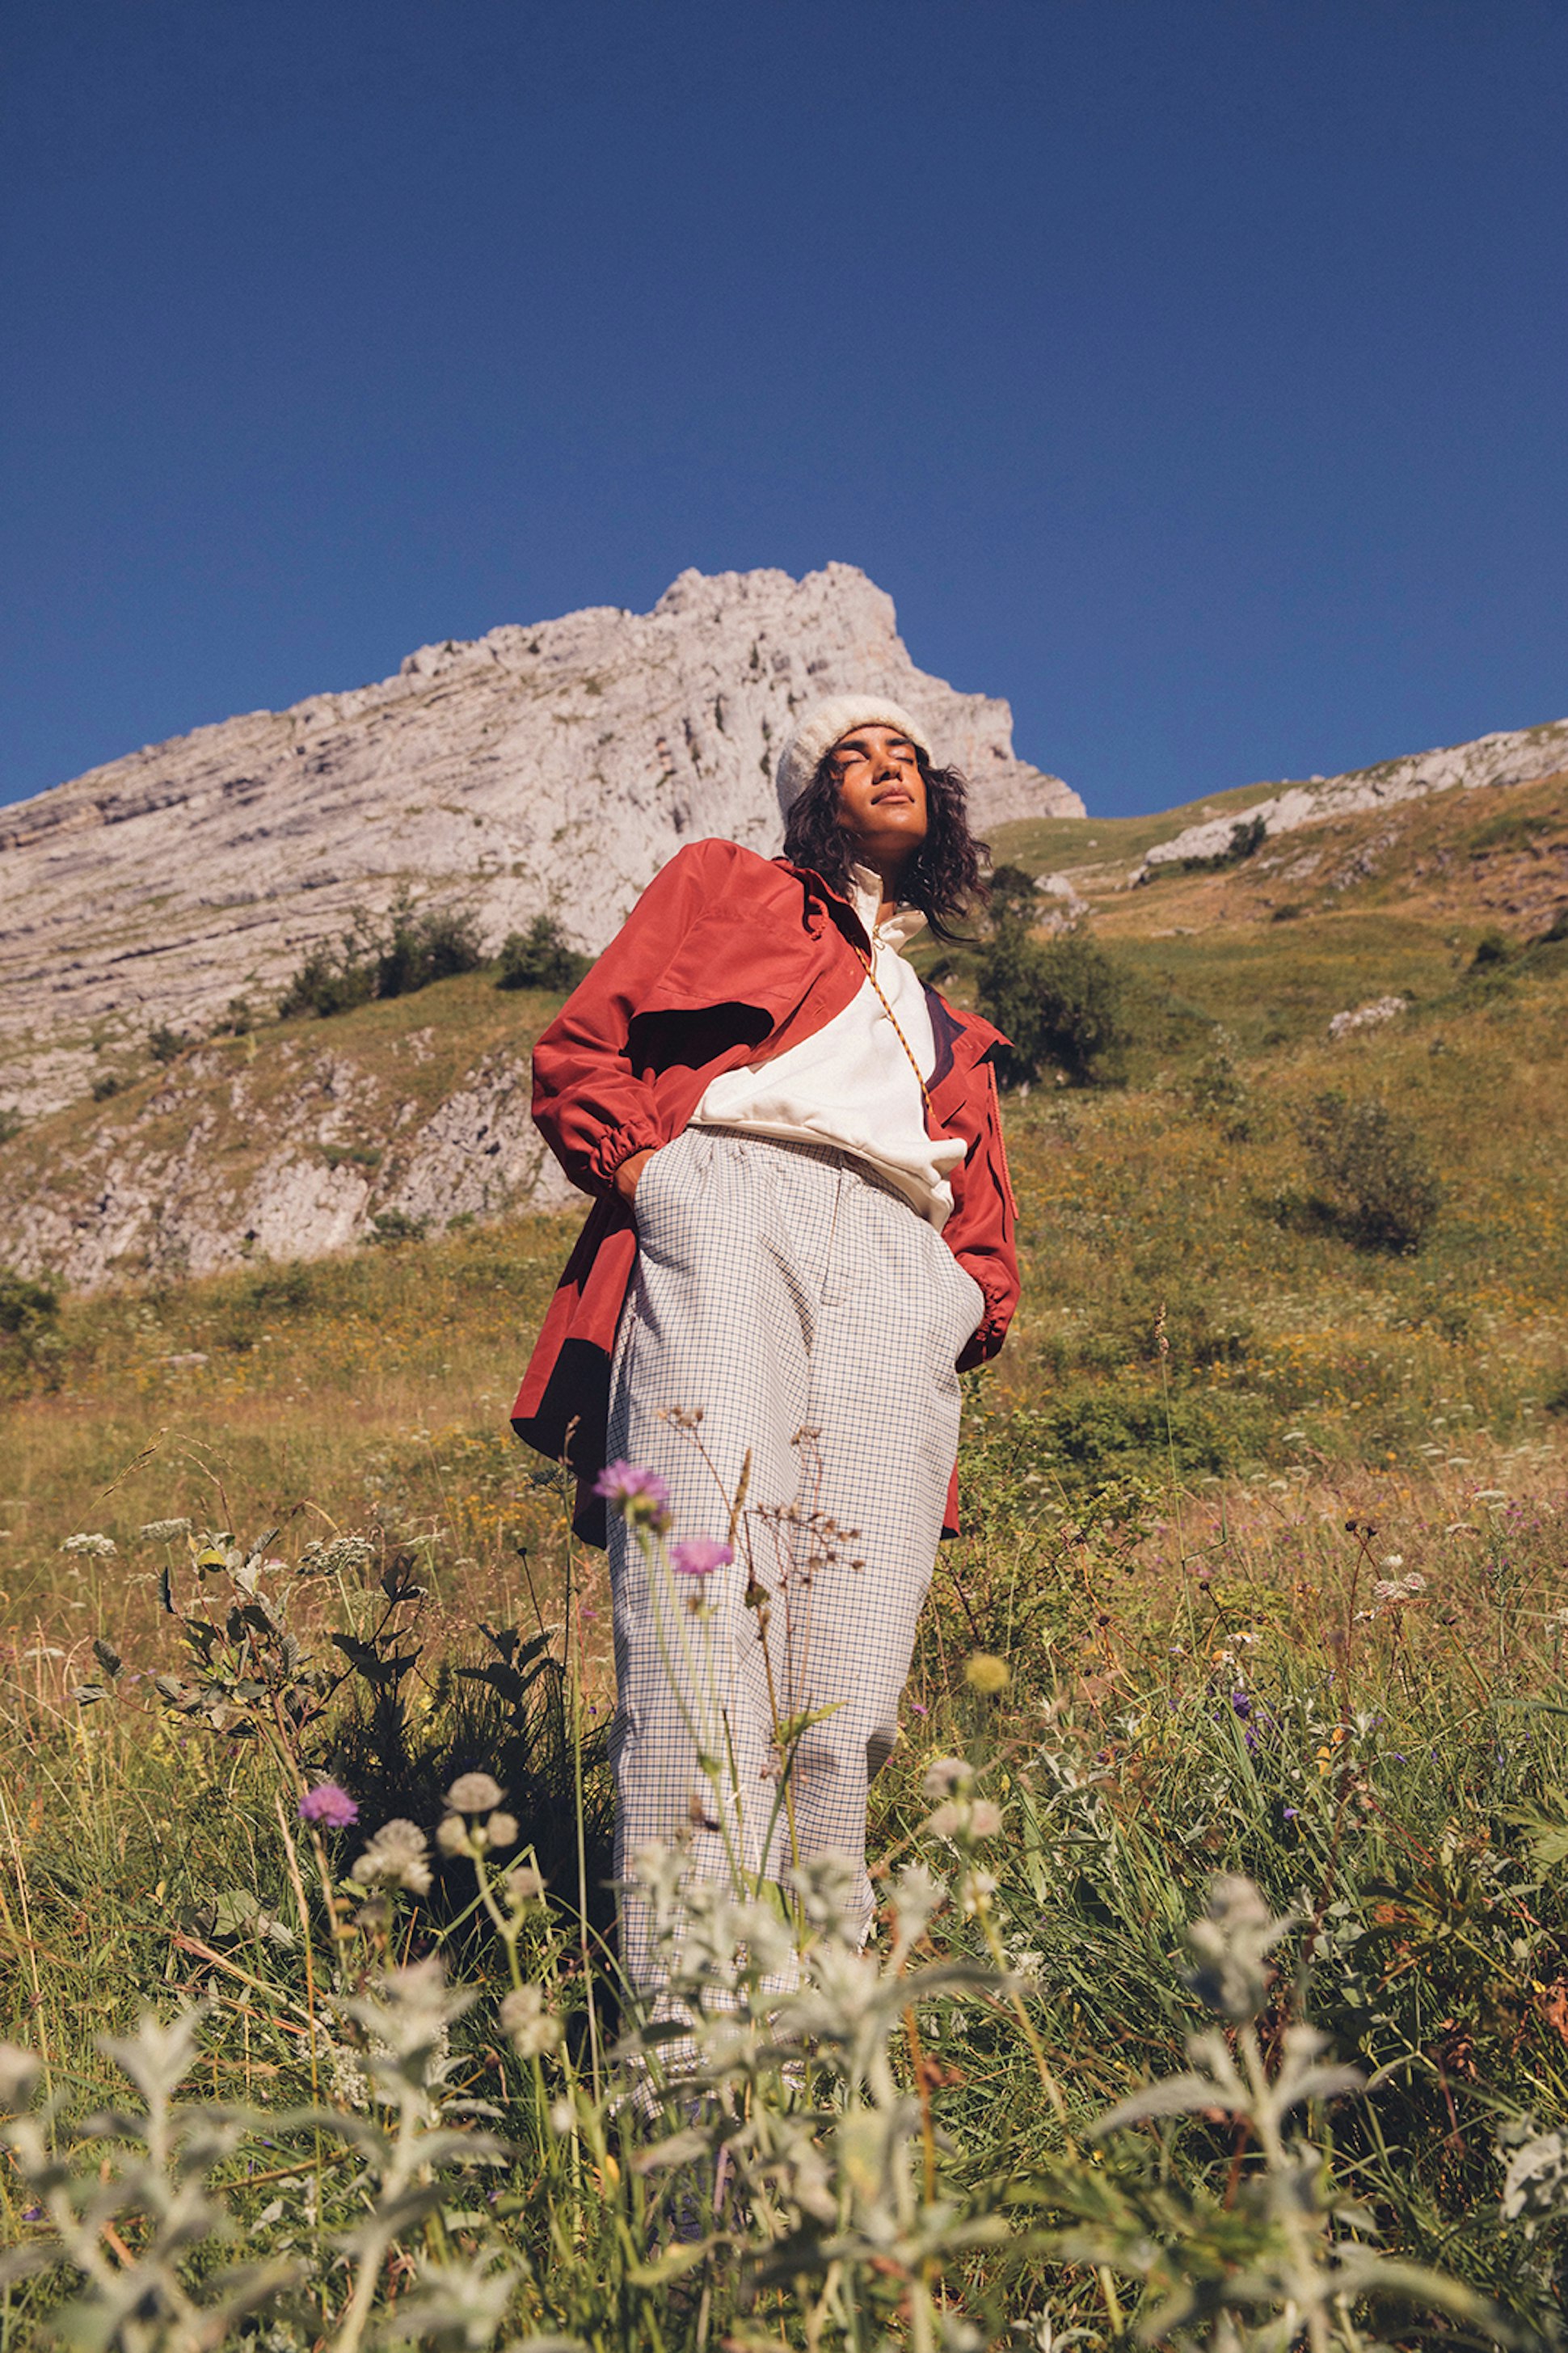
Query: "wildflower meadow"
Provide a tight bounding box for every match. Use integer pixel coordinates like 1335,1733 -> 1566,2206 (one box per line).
2,867 -> 1567,2349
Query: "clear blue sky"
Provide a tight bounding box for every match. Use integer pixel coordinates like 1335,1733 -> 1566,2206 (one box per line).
3,2 -> 1566,819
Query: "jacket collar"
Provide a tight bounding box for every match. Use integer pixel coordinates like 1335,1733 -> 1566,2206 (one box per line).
772,856 -> 1011,1068
774,857 -> 875,956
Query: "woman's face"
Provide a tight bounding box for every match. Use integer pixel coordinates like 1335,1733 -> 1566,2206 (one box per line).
828,725 -> 929,871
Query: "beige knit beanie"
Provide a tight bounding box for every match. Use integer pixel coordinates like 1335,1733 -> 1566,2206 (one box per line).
773,693 -> 932,820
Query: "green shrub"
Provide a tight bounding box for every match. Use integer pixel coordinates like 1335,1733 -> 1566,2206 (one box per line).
277,936 -> 377,1019
984,862 -> 1040,925
0,1264 -> 58,1337
1295,1088 -> 1443,1251
1470,927 -> 1513,971
495,913 -> 592,993
89,1072 -> 123,1103
0,1103 -> 23,1140
1040,1378 -> 1250,1488
977,921 -> 1128,1086
374,892 -> 484,997
369,1208 -> 430,1247
278,890 -> 484,1019
1186,1037 -> 1255,1141
147,1023 -> 192,1064
244,1263 -> 316,1315
0,1263 -> 62,1385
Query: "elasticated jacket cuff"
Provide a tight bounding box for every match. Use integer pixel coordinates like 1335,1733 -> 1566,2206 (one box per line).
586,1120 -> 665,1194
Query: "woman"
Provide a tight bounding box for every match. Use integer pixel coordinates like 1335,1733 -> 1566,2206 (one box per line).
512,694 -> 1019,1989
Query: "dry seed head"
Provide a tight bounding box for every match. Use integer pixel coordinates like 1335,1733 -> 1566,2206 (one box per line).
446,1772 -> 504,1815
351,1819 -> 433,1895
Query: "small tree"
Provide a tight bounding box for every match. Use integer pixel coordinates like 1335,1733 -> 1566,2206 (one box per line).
495,913 -> 591,993
978,921 -> 1129,1086
1296,1090 -> 1442,1251
277,937 -> 376,1019
0,1263 -> 62,1384
147,1023 -> 192,1065
374,890 -> 484,999
278,892 -> 483,1019
986,862 -> 1040,925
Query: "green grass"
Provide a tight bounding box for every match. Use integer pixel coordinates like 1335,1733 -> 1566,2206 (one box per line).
2,863 -> 1568,2347
992,771 -> 1281,877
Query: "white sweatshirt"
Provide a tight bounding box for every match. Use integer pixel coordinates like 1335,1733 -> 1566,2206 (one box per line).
690,867 -> 966,1228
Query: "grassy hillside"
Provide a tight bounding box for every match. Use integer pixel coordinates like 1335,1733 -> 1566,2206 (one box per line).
2,775 -> 1567,2349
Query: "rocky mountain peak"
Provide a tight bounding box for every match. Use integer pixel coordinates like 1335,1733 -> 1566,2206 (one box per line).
0,562 -> 1081,1118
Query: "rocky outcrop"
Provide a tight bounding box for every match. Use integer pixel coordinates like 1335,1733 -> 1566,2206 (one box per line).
1136,718 -> 1568,879
0,563 -> 1081,1116
0,1026 -> 580,1290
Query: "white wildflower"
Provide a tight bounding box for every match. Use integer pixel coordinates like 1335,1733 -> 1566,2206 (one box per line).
446,1772 -> 504,1814
351,1818 -> 432,1895
958,1867 -> 997,1917
921,1756 -> 972,1800
925,1793 -> 1003,1843
138,1517 -> 192,1542
61,1533 -> 116,1558
297,1533 -> 377,1579
499,1984 -> 563,2059
887,1862 -> 946,1943
325,2040 -> 370,2111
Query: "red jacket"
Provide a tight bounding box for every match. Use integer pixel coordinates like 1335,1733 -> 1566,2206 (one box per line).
511,839 -> 1020,1543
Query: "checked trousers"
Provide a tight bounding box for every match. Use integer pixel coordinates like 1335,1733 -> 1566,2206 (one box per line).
604,1124 -> 984,1997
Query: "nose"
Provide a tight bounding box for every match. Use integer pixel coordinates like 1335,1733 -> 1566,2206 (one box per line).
872,743 -> 908,782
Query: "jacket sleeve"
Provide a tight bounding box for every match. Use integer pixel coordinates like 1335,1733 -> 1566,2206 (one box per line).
943,1057 -> 1021,1371
531,841 -> 743,1195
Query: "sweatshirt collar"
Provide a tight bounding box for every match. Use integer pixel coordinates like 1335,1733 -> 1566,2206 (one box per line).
846,862 -> 926,954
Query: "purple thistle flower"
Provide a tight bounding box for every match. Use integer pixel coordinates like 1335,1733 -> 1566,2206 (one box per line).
593,1460 -> 672,1528
669,1538 -> 733,1578
299,1782 -> 358,1829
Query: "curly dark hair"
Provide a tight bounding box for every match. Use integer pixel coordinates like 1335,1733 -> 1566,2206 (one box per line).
782,753 -> 990,942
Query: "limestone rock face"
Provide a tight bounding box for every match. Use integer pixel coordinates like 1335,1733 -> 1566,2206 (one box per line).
1137,717 -> 1568,878
0,563 -> 1081,1116
0,1031 -> 580,1292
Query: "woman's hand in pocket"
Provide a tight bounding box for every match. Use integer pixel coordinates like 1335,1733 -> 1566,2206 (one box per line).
614,1150 -> 655,1205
